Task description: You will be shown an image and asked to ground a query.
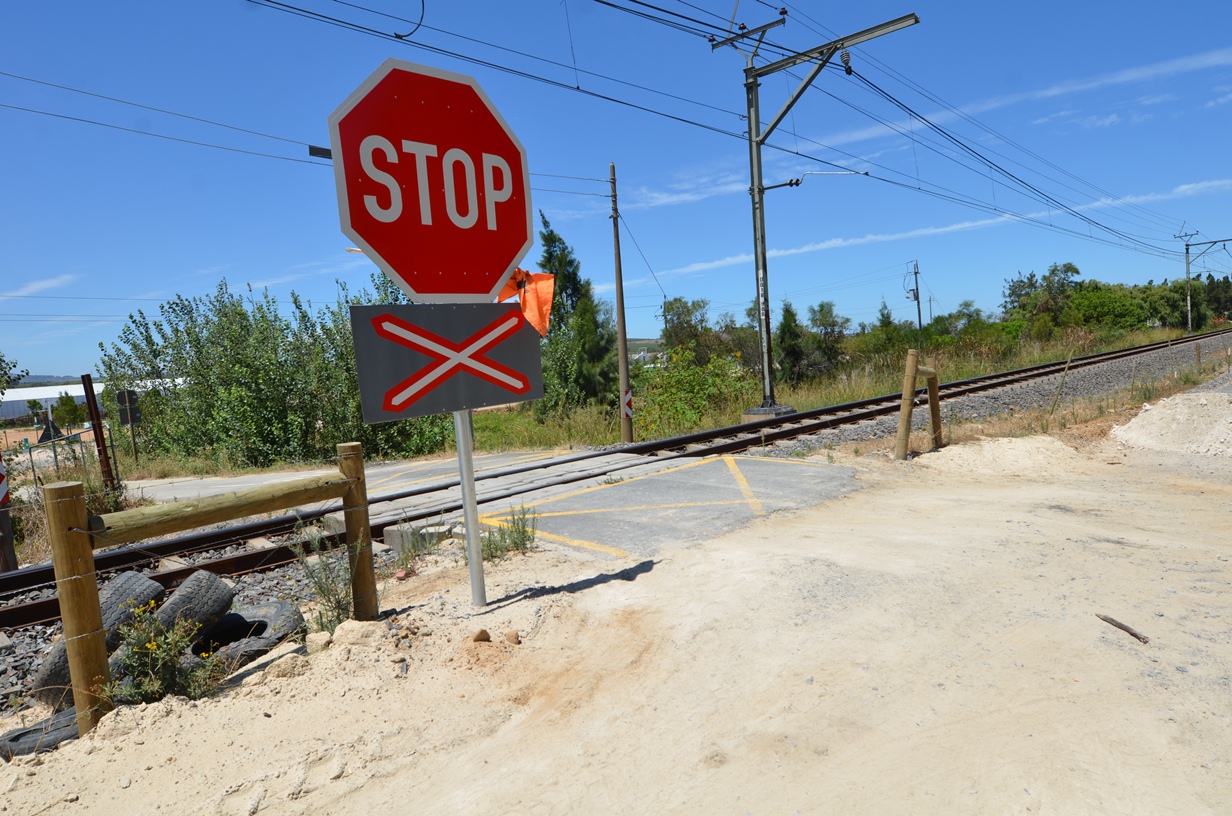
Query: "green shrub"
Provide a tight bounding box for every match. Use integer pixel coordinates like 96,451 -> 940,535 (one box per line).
104,601 -> 229,704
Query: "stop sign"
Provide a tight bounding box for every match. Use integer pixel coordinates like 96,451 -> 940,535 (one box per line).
328,59 -> 533,303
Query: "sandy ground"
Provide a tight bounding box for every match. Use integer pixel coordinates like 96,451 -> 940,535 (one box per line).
5,401 -> 1232,815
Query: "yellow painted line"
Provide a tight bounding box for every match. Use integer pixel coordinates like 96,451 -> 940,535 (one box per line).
532,529 -> 630,558
516,456 -> 714,511
723,455 -> 765,515
727,454 -> 842,469
484,500 -> 748,522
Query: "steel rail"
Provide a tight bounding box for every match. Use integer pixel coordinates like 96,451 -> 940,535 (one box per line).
3,328 -> 1229,629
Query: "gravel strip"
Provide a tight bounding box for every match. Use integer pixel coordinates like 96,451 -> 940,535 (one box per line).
750,334 -> 1232,458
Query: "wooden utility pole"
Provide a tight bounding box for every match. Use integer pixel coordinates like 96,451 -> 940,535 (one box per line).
611,163 -> 634,443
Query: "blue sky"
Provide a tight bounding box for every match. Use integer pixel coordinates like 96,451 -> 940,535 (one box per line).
4,1 -> 1232,377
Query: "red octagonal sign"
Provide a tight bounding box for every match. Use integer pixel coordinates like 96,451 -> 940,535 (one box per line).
328,59 -> 533,303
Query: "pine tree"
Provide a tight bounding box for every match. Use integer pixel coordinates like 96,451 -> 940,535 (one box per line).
534,214 -> 617,415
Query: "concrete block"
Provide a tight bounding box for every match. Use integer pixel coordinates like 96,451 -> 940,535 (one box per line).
157,555 -> 191,572
385,522 -> 453,556
319,512 -> 347,535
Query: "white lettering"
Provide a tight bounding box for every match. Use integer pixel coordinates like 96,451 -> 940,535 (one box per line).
359,135 -> 401,223
442,148 -> 478,229
400,140 -> 439,225
482,153 -> 512,231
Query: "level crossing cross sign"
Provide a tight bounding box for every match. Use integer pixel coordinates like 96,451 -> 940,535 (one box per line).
328,58 -> 533,303
350,303 -> 543,423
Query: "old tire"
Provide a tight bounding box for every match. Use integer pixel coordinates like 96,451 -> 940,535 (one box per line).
108,570 -> 236,683
194,600 -> 306,669
0,707 -> 79,759
30,572 -> 167,711
154,570 -> 235,635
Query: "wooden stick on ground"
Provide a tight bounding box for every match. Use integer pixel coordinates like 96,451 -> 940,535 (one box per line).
1096,613 -> 1149,644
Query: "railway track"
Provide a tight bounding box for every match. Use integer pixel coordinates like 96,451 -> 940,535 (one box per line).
3,328 -> 1229,631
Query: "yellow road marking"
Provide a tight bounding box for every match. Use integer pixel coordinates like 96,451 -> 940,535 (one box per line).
729,454 -> 841,468
723,456 -> 765,515
513,456 -> 713,510
483,500 -> 748,522
526,529 -> 630,558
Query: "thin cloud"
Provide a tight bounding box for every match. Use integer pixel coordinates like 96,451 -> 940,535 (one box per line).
661,216 -> 1009,276
1205,92 -> 1232,108
1079,113 -> 1121,128
1138,93 -> 1177,106
664,176 -> 1232,276
0,273 -> 78,305
626,169 -> 748,209
1031,109 -> 1078,125
821,46 -> 1232,147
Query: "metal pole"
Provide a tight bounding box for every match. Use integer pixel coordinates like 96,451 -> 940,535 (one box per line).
1185,243 -> 1192,333
453,409 -> 486,606
80,374 -> 115,489
611,162 -> 634,443
913,261 -> 924,331
745,68 -> 777,408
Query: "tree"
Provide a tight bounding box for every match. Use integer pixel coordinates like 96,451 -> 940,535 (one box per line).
534,214 -> 617,415
1001,271 -> 1039,316
0,350 -> 27,401
52,391 -> 86,431
661,297 -> 716,364
774,301 -> 808,385
807,300 -> 851,365
98,276 -> 451,467
538,211 -> 586,334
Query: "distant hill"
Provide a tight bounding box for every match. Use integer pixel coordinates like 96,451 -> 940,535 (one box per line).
17,374 -> 81,386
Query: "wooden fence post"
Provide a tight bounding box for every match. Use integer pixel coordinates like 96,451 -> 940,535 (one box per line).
1196,342 -> 1201,369
338,443 -> 379,621
43,481 -> 112,735
925,356 -> 943,451
895,349 -> 920,461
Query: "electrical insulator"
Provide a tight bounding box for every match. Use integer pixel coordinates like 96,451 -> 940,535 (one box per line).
779,7 -> 788,14
738,22 -> 747,31
841,48 -> 852,76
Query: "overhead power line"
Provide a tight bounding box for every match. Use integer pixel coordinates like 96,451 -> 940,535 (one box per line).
0,102 -> 323,165
0,70 -> 308,147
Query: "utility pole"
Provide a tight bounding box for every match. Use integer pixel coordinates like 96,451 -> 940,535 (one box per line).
610,162 -> 633,443
1176,230 -> 1231,333
714,12 -> 920,421
911,260 -> 923,331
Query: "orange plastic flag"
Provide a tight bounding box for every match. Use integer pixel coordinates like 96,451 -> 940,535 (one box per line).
497,267 -> 555,337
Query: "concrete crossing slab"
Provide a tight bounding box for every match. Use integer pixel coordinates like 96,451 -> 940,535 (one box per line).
480,455 -> 859,560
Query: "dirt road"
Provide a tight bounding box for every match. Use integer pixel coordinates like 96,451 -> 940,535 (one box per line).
4,398 -> 1232,814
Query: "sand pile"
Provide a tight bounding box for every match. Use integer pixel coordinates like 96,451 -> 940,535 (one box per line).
1112,393 -> 1232,457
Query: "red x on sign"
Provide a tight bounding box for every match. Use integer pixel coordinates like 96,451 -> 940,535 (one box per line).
372,309 -> 531,412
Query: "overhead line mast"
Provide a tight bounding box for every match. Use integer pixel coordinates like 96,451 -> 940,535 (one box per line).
1176,229 -> 1232,333
713,11 -> 920,419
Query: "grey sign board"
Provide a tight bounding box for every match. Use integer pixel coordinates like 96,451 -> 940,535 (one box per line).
350,303 -> 543,424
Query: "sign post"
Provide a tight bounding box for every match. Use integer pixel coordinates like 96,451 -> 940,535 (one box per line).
330,59 -> 536,606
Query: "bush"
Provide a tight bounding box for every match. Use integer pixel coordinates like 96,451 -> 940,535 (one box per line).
105,601 -> 229,704
633,346 -> 757,438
